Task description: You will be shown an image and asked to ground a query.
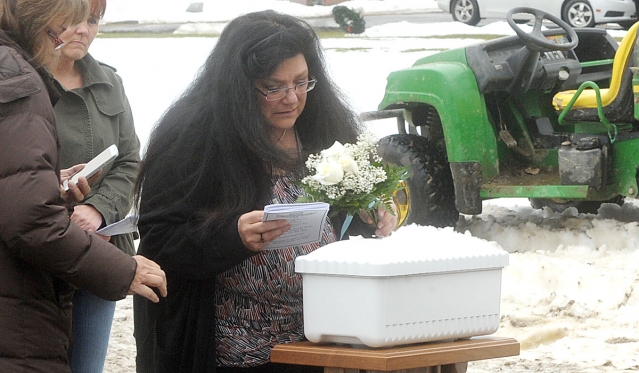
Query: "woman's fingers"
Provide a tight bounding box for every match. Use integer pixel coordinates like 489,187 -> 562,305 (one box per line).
128,256 -> 168,302
238,211 -> 290,251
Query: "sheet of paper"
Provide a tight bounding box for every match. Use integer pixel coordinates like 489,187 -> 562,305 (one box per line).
262,202 -> 330,250
96,215 -> 139,236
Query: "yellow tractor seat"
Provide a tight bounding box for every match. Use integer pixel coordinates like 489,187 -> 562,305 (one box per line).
553,21 -> 639,112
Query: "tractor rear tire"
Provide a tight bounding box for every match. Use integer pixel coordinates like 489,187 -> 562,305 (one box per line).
377,134 -> 459,227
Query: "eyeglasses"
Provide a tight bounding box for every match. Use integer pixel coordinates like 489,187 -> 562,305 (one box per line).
46,29 -> 66,50
256,78 -> 317,101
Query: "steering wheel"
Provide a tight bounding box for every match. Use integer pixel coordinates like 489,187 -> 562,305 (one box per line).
506,7 -> 578,52
505,7 -> 578,95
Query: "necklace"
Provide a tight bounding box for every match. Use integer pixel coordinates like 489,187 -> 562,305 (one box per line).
275,129 -> 287,147
270,129 -> 303,179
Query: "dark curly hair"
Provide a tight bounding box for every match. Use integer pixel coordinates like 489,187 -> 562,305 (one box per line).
135,10 -> 362,233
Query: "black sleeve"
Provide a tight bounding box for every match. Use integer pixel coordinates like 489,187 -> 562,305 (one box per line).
329,209 -> 376,240
137,202 -> 256,281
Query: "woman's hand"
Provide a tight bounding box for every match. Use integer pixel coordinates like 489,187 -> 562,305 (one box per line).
360,204 -> 398,238
128,255 -> 168,303
71,204 -> 103,231
60,164 -> 102,203
60,165 -> 91,202
238,210 -> 291,252
71,204 -> 111,241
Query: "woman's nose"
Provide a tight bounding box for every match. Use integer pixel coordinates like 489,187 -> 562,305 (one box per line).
281,87 -> 299,103
73,21 -> 89,34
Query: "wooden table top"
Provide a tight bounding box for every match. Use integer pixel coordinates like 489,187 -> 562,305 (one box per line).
270,337 -> 520,371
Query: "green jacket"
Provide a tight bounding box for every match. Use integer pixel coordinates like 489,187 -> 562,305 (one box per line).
54,53 -> 140,256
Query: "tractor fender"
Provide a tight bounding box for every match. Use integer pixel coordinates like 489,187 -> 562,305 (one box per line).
378,61 -> 499,178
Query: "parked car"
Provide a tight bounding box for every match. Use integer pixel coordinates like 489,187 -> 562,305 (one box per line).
437,0 -> 638,29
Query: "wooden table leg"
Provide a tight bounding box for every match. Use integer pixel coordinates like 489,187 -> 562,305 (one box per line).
324,368 -> 361,373
441,362 -> 468,373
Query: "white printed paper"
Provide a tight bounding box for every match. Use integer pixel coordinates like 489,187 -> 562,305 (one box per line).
262,202 -> 329,250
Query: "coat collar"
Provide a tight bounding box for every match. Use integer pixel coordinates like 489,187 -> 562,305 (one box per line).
75,53 -> 114,89
57,53 -> 125,116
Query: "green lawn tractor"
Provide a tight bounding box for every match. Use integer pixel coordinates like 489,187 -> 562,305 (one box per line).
364,7 -> 639,227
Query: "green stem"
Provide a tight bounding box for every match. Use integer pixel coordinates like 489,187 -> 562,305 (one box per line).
367,209 -> 378,226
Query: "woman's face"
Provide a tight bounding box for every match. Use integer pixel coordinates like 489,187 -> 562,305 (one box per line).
255,53 -> 310,134
56,13 -> 100,62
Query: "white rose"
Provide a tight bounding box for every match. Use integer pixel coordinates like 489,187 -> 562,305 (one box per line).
321,141 -> 346,158
311,159 -> 344,185
338,154 -> 358,174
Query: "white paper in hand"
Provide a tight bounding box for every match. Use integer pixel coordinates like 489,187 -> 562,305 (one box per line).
262,202 -> 330,250
96,215 -> 139,236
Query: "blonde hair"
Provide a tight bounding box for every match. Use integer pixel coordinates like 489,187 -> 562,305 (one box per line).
0,0 -> 89,65
91,0 -> 106,20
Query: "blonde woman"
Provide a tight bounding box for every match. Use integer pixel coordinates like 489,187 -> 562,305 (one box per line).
46,0 -> 141,371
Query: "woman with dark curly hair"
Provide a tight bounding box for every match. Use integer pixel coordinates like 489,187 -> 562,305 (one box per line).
133,10 -> 397,373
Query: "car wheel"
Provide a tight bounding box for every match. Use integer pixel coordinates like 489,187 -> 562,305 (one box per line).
562,0 -> 596,28
529,196 -> 624,214
377,134 -> 459,228
451,0 -> 481,26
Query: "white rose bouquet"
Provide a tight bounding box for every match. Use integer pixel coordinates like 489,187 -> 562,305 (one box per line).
298,132 -> 409,224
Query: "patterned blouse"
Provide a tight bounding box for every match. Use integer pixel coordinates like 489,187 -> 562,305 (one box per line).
214,172 -> 336,367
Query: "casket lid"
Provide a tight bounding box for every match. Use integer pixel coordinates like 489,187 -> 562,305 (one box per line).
295,225 -> 509,277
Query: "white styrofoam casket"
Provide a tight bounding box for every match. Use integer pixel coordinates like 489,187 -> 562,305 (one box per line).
295,224 -> 509,348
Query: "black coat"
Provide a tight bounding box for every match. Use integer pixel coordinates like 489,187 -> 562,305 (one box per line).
134,195 -> 373,373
